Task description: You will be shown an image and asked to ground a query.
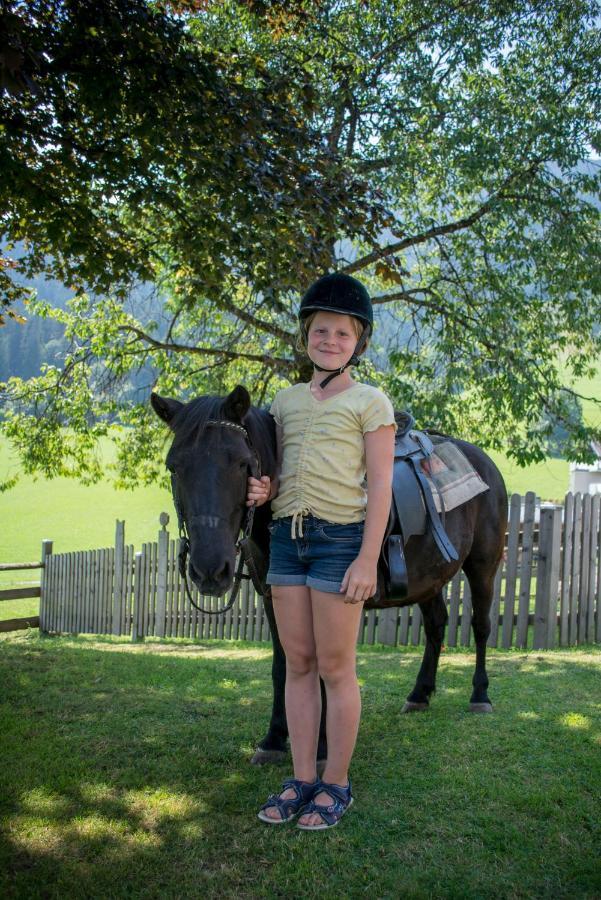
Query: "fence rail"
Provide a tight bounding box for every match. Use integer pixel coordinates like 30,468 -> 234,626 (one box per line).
30,492 -> 601,649
0,541 -> 52,632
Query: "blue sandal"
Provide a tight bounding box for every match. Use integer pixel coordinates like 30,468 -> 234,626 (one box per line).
257,778 -> 318,825
297,779 -> 353,831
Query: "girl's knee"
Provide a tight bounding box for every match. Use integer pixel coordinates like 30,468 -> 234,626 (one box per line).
317,654 -> 356,686
285,648 -> 318,678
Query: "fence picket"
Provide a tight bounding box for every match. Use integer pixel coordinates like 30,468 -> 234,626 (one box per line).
533,507 -> 562,649
502,494 -> 522,649
596,501 -> 601,645
112,521 -> 125,636
488,556 -> 503,648
254,585 -> 264,641
447,572 -> 461,647
84,551 -> 91,634
460,578 -> 472,647
410,604 -> 422,646
60,551 -> 68,634
156,529 -> 168,639
587,495 -> 599,644
131,551 -> 143,642
73,552 -> 82,634
364,608 -> 376,644
379,607 -> 398,646
261,595 -> 270,641
516,492 -> 536,649
569,494 -> 583,644
560,493 -> 574,646
579,495 -> 592,645
190,583 -> 201,639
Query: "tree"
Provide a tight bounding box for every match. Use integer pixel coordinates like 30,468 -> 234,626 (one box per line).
1,0 -> 600,488
0,0 -> 379,313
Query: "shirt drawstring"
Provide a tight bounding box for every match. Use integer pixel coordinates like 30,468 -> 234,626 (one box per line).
290,508 -> 310,539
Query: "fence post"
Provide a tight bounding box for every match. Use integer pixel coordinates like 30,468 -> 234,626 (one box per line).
533,507 -> 562,650
39,540 -> 53,633
112,521 -> 125,635
156,514 -> 170,639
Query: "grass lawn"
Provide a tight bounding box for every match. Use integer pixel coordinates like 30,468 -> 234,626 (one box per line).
1,633 -> 599,899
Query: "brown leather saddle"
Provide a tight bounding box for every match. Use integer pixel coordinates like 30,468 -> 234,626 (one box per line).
376,413 -> 459,602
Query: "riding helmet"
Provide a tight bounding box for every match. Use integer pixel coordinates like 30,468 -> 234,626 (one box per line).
298,272 -> 373,334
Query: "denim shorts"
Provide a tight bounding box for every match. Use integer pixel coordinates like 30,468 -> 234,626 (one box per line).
266,514 -> 365,594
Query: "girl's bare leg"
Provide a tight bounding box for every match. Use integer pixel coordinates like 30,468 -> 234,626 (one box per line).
262,584 -> 320,821
298,589 -> 364,828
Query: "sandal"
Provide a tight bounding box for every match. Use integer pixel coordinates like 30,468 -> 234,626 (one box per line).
257,778 -> 318,825
297,779 -> 354,831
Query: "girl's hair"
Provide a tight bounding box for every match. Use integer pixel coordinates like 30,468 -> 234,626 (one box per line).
296,311 -> 367,353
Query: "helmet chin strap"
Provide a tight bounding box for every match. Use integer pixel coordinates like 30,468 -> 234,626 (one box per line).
311,329 -> 370,389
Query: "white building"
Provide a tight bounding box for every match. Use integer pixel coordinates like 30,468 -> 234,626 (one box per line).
569,440 -> 601,495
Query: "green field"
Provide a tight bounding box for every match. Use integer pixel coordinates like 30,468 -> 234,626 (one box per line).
1,634 -> 599,900
0,437 -> 572,565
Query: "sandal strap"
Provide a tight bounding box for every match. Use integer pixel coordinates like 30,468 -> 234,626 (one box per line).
316,780 -> 352,805
260,778 -> 317,818
300,780 -> 352,826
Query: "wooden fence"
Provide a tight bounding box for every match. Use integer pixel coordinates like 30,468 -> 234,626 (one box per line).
0,541 -> 52,632
33,491 -> 601,650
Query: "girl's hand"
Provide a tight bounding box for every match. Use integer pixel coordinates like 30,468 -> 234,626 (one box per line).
247,475 -> 271,507
340,554 -> 377,604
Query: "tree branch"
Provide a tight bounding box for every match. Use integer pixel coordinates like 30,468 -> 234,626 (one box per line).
342,160 -> 544,274
118,324 -> 295,372
195,283 -> 294,343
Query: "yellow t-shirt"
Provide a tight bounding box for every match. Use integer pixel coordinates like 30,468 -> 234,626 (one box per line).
270,381 -> 396,534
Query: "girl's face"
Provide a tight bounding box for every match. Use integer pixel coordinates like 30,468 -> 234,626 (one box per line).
306,311 -> 360,370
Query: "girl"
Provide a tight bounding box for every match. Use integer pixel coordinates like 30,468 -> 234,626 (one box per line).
247,272 -> 395,830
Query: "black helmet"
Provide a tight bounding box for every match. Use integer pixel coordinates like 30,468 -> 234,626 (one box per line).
299,273 -> 373,334
298,273 -> 373,389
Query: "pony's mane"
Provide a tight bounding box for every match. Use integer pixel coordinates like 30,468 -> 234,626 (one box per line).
171,394 -> 277,473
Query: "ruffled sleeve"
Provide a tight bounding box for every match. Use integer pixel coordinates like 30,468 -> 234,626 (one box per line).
361,390 -> 397,435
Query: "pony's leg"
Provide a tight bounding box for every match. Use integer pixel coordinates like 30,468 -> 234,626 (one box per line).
250,592 -> 328,766
251,592 -> 288,764
463,564 -> 494,713
403,592 -> 448,712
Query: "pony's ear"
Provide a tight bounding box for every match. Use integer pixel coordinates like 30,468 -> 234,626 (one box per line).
150,392 -> 183,427
222,385 -> 251,422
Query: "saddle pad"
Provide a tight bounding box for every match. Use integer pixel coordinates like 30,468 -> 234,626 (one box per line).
420,441 -> 489,513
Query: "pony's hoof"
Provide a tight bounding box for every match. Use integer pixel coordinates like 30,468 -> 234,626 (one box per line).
402,701 -> 429,713
469,702 -> 493,714
250,748 -> 288,766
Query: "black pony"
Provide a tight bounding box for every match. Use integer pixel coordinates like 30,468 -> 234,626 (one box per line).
151,385 -> 508,765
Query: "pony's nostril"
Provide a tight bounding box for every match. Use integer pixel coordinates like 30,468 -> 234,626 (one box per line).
213,561 -> 231,583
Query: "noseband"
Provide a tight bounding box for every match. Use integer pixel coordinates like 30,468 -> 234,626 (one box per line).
169,419 -> 263,616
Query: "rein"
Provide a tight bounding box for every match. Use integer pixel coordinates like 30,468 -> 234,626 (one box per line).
170,419 -> 263,616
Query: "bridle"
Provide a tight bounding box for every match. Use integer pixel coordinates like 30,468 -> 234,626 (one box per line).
169,419 -> 266,616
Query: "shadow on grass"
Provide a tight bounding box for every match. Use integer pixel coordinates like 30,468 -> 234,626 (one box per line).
1,634 -> 600,900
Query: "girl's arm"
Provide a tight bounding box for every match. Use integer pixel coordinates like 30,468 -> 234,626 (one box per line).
246,422 -> 283,506
340,423 -> 395,603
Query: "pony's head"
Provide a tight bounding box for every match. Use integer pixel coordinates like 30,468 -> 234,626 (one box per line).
151,385 -> 274,596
